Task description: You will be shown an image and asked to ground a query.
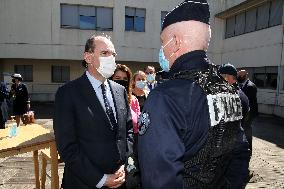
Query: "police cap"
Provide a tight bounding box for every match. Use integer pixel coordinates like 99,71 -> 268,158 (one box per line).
11,73 -> 23,81
219,63 -> 238,77
162,0 -> 210,32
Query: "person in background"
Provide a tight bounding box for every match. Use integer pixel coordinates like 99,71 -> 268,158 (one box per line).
112,65 -> 142,189
0,81 -> 9,129
144,66 -> 157,92
132,71 -> 149,110
219,63 -> 250,139
54,35 -> 133,189
111,64 -> 140,134
237,69 -> 258,155
9,74 -> 30,127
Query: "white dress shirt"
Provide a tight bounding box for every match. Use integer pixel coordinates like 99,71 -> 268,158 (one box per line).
86,71 -> 117,121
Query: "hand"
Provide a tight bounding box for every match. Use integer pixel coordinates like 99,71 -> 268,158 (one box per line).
104,173 -> 125,188
115,165 -> 125,178
104,166 -> 125,188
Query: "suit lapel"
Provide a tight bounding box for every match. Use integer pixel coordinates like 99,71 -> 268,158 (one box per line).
242,80 -> 249,90
108,80 -> 123,131
78,73 -> 110,127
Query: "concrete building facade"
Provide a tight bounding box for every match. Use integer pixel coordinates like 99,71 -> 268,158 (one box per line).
0,0 -> 284,118
0,0 -> 182,101
209,0 -> 284,117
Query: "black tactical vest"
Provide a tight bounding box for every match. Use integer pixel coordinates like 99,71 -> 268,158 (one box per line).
172,64 -> 243,189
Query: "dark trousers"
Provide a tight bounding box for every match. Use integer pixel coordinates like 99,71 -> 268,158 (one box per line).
0,108 -> 5,129
244,114 -> 256,156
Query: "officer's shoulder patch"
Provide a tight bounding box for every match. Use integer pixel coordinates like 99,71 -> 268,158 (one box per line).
138,112 -> 151,135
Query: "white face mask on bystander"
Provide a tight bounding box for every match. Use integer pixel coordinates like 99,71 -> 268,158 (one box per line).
96,56 -> 117,79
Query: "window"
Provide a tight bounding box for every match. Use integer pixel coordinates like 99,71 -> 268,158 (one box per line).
52,66 -> 70,83
125,8 -> 134,31
61,4 -> 113,30
254,73 -> 278,89
253,66 -> 278,90
245,8 -> 257,33
79,6 -> 96,30
269,0 -> 283,27
125,7 -> 146,32
61,4 -> 78,28
256,3 -> 270,30
225,16 -> 235,38
97,7 -> 113,31
235,12 -> 245,35
161,11 -> 168,27
225,1 -> 283,38
254,74 -> 266,88
282,66 -> 284,90
14,65 -> 33,82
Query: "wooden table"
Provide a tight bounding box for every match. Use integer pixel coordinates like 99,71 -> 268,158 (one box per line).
0,124 -> 59,189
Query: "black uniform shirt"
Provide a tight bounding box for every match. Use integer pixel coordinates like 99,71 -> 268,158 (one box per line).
138,51 -> 211,188
138,50 -> 249,189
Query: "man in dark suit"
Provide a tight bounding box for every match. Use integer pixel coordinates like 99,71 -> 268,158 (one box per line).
54,35 -> 133,189
238,69 -> 258,154
144,66 -> 157,92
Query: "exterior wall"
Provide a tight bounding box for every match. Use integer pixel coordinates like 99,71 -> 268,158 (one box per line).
208,0 -> 284,118
0,59 -> 85,101
221,26 -> 283,67
0,0 -> 182,62
0,0 -> 182,101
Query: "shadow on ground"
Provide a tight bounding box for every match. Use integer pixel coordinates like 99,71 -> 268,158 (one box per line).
253,114 -> 284,149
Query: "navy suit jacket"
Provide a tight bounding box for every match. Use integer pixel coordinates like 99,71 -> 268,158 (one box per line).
241,80 -> 258,117
54,73 -> 133,189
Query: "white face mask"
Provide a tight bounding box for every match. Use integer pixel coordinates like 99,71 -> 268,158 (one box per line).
97,56 -> 117,78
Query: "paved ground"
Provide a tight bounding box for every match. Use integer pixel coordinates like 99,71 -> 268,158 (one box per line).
0,114 -> 283,189
246,115 -> 284,189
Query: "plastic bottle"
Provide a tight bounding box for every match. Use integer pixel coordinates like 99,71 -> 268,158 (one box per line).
8,116 -> 17,138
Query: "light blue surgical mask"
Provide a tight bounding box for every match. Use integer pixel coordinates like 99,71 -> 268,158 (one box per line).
135,80 -> 146,89
159,37 -> 173,72
146,74 -> 155,83
159,49 -> 170,72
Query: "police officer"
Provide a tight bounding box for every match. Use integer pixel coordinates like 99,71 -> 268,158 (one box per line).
10,74 -> 30,127
218,63 -> 250,127
137,1 -> 250,188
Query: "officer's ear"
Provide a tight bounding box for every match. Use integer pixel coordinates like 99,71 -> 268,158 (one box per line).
172,35 -> 181,54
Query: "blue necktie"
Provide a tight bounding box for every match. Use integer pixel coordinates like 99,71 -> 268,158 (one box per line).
101,84 -> 117,131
